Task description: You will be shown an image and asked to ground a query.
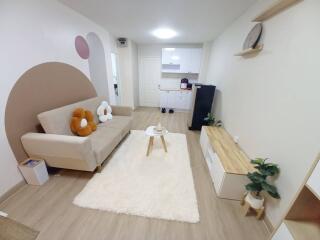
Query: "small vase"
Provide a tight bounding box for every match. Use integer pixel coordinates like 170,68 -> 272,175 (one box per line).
245,192 -> 264,209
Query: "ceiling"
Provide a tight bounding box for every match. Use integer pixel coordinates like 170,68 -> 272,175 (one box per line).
59,0 -> 257,44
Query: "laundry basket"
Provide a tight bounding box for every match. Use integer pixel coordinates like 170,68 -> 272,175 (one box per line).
18,159 -> 49,185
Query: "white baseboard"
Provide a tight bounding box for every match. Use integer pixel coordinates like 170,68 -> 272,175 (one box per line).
264,214 -> 274,233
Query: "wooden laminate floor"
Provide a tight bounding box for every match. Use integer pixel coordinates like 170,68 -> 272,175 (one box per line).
0,107 -> 270,240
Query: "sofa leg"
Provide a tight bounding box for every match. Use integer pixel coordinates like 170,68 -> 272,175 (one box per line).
96,164 -> 102,173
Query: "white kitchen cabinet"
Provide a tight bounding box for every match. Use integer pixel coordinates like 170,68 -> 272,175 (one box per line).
162,48 -> 182,65
160,90 -> 176,108
159,90 -> 192,110
167,91 -> 176,108
174,91 -> 186,109
189,48 -> 202,74
160,91 -> 169,108
161,48 -> 202,74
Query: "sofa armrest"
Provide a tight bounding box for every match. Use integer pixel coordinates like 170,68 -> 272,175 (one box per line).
21,133 -> 97,171
111,105 -> 133,116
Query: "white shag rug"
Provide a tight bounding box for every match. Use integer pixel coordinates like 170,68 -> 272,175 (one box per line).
73,130 -> 199,223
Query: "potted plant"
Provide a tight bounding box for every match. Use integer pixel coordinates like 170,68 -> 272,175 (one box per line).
244,158 -> 280,209
203,113 -> 223,127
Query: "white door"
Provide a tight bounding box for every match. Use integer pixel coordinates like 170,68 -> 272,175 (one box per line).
139,57 -> 161,107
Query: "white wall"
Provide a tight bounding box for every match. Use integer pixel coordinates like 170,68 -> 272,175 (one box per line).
138,44 -> 204,91
0,0 -> 117,198
206,0 -> 320,227
87,32 -> 110,99
198,41 -> 213,84
118,40 -> 139,109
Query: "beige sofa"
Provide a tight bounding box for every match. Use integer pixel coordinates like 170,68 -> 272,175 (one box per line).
21,97 -> 133,171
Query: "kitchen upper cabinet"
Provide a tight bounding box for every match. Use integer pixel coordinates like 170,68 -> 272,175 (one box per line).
189,48 -> 202,74
161,48 -> 202,74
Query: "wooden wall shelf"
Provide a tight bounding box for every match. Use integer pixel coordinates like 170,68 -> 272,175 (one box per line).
234,45 -> 263,56
253,0 -> 303,22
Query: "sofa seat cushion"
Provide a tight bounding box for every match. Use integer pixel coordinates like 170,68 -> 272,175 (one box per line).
98,116 -> 132,137
89,127 -> 122,164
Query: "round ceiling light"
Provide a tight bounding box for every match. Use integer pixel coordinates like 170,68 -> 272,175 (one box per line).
152,28 -> 177,39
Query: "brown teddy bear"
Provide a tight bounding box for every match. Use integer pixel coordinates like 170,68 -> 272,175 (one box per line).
70,108 -> 97,136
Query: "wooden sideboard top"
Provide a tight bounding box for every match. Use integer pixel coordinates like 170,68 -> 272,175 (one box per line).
203,126 -> 255,175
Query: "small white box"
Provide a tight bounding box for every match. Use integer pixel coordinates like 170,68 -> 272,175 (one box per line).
18,159 -> 49,185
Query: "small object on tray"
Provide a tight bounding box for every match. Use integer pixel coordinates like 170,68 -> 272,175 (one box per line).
154,123 -> 163,133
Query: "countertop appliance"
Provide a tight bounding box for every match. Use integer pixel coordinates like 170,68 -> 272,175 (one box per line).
188,84 -> 216,130
186,83 -> 193,90
180,78 -> 188,89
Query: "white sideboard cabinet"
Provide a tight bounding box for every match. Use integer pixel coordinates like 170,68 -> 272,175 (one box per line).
200,126 -> 254,200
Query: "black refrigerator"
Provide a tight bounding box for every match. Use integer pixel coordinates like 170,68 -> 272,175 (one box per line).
188,84 -> 216,130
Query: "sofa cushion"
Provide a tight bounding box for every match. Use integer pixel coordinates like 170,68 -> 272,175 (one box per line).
98,116 -> 132,137
38,96 -> 106,135
89,127 -> 122,164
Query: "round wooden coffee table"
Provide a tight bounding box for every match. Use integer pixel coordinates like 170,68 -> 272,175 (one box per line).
145,126 -> 168,156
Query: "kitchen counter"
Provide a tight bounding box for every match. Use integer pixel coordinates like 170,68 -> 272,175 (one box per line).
160,88 -> 193,110
159,88 -> 192,92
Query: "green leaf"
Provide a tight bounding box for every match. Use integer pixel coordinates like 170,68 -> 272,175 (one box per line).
259,164 -> 280,176
268,190 -> 280,199
245,182 -> 262,192
251,158 -> 267,166
261,182 -> 280,199
247,172 -> 266,183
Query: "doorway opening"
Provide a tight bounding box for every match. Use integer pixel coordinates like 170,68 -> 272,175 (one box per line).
111,52 -> 121,105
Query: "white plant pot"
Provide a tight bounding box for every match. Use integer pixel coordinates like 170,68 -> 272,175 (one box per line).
245,192 -> 264,209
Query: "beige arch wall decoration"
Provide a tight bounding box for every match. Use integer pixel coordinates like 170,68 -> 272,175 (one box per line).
5,62 -> 97,164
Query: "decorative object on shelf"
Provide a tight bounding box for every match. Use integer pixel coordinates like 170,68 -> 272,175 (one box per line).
253,0 -> 303,22
203,113 -> 222,127
241,158 -> 280,219
243,23 -> 263,50
235,23 -> 263,57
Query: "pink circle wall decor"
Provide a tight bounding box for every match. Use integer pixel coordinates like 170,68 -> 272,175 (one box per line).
75,35 -> 90,59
